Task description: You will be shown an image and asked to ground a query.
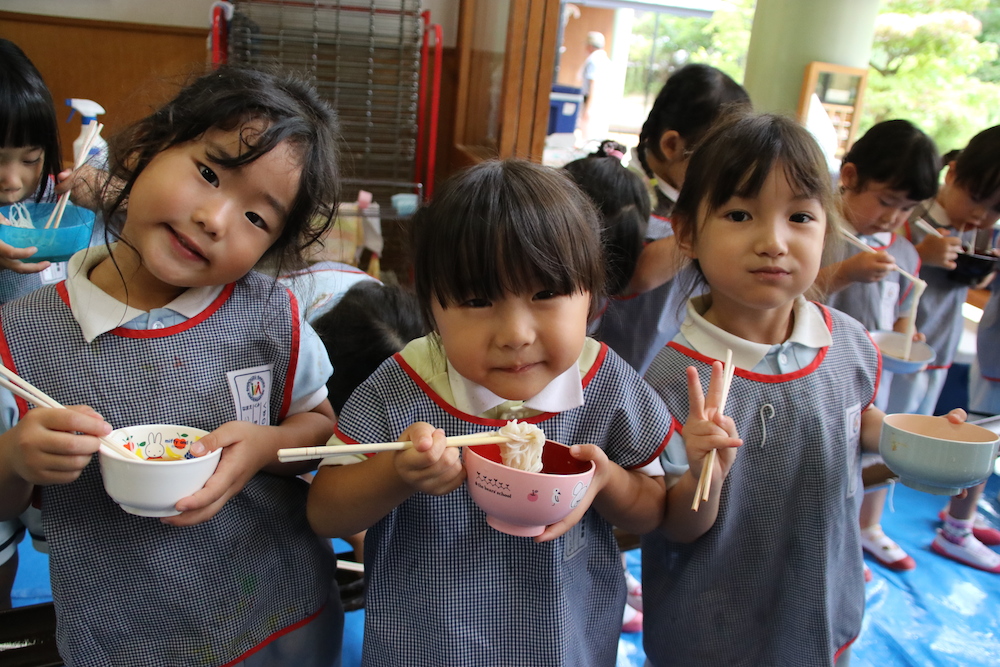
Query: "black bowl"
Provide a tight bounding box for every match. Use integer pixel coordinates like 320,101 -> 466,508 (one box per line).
947,252 -> 999,285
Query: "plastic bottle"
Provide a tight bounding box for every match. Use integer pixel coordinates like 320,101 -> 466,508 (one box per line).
66,99 -> 108,167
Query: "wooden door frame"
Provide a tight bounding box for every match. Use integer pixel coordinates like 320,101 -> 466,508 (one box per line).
452,0 -> 560,166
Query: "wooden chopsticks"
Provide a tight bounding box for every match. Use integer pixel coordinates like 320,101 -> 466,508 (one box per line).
692,350 -> 735,511
276,431 -> 512,463
44,120 -> 104,230
0,364 -> 141,461
839,228 -> 924,285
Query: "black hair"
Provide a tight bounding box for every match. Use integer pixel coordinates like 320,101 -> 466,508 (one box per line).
636,63 -> 750,179
563,156 -> 649,296
673,113 -> 838,287
843,119 -> 940,201
313,281 -> 427,414
411,159 -> 604,325
102,65 -> 341,271
0,39 -> 62,202
950,125 -> 1000,202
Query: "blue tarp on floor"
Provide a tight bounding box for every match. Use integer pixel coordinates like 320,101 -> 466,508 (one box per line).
13,476 -> 1000,666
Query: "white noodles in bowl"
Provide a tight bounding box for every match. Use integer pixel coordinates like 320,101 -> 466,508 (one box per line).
497,420 -> 545,473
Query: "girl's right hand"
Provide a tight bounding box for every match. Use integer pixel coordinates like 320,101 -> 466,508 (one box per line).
0,405 -> 111,485
917,231 -> 962,269
0,236 -> 50,274
393,422 -> 466,495
683,364 -> 742,483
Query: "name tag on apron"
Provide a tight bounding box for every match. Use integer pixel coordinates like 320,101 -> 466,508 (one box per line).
844,402 -> 862,497
39,262 -> 67,285
226,364 -> 273,425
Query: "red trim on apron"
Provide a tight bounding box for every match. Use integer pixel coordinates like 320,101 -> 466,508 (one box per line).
279,287 -> 300,421
217,604 -> 327,667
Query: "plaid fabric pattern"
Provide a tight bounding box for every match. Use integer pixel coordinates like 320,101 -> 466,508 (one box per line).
826,235 -> 920,332
642,306 -> 879,667
336,343 -> 674,667
0,272 -> 337,667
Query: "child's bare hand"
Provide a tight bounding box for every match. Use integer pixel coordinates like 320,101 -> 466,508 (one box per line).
843,251 -> 895,283
0,405 -> 110,485
917,232 -> 962,269
942,408 -> 967,425
534,443 -> 608,542
684,364 -> 742,482
0,238 -> 50,274
393,422 -> 465,495
164,421 -> 275,526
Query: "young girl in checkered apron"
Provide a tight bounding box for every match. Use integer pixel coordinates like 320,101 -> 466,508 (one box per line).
0,66 -> 345,667
641,113 -> 967,667
596,64 -> 750,375
308,160 -> 711,667
816,120 -> 939,576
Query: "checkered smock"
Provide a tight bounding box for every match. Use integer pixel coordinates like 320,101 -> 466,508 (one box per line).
642,305 -> 880,667
0,273 -> 338,667
598,210 -> 697,374
826,234 -> 921,332
335,341 -> 674,667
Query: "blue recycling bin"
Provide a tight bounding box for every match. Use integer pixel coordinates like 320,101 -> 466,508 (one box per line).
548,84 -> 583,135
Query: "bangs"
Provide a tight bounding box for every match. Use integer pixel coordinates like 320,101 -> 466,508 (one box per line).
0,83 -> 57,152
413,161 -> 603,314
700,117 -> 831,214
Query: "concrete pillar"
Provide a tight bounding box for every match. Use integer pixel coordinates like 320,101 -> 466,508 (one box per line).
743,0 -> 880,114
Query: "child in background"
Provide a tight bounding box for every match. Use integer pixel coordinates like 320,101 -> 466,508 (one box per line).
817,119 -> 939,574
313,280 -> 427,415
597,63 -> 750,374
0,37 -> 97,611
563,141 -> 649,316
307,160 -> 693,666
0,66 -> 344,666
889,126 -> 1000,572
641,113 -> 966,666
563,144 -> 651,632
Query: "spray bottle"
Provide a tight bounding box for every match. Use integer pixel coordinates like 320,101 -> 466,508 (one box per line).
66,99 -> 108,167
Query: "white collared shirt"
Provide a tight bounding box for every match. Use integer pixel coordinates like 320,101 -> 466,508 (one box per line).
446,358 -> 584,417
678,295 -> 831,374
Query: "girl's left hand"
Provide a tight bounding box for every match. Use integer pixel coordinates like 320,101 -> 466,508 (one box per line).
162,421 -> 273,527
533,444 -> 610,543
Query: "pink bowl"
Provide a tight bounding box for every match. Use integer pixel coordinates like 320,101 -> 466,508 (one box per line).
464,440 -> 596,537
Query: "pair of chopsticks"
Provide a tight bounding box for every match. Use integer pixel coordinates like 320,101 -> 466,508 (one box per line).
914,218 -> 975,254
692,349 -> 735,511
0,364 -> 141,461
276,431 -> 512,463
839,228 -> 924,285
43,120 -> 104,230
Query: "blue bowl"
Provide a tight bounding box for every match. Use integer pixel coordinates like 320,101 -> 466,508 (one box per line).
0,201 -> 96,263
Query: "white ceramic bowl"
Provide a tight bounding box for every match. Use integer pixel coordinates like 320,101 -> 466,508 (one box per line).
879,414 -> 1000,496
870,330 -> 935,374
464,440 -> 595,537
99,424 -> 219,517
